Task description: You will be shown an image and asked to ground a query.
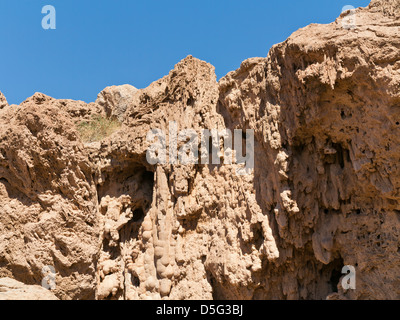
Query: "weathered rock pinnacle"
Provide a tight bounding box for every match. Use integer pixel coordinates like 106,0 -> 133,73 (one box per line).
0,91 -> 7,109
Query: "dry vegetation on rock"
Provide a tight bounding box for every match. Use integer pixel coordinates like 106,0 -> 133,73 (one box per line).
76,116 -> 121,143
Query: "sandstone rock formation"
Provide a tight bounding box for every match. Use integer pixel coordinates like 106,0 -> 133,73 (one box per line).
96,84 -> 138,122
0,277 -> 58,300
369,0 -> 400,16
0,0 -> 399,300
0,91 -> 7,109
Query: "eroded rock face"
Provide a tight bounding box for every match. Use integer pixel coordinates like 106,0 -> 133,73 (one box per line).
0,94 -> 98,300
369,0 -> 400,16
0,0 -> 399,300
0,278 -> 58,300
0,91 -> 7,109
96,84 -> 138,121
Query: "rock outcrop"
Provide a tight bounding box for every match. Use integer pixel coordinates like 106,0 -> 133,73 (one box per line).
369,0 -> 400,16
0,0 -> 399,300
96,84 -> 138,122
0,278 -> 58,300
0,91 -> 7,109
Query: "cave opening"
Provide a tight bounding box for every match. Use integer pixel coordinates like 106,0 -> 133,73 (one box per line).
131,274 -> 140,287
328,257 -> 345,293
132,208 -> 145,222
97,161 -> 154,203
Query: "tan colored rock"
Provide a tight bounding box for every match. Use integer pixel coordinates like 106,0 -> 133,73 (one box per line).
369,0 -> 400,16
96,84 -> 138,121
0,0 -> 399,300
0,93 -> 98,300
0,91 -> 7,109
0,278 -> 58,300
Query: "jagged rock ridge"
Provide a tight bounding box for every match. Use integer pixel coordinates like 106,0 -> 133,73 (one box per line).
0,0 -> 399,300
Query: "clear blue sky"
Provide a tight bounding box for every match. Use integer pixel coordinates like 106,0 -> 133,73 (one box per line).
0,0 -> 370,105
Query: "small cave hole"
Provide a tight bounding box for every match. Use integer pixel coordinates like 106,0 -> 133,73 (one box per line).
131,274 -> 140,287
329,270 -> 341,293
328,259 -> 344,293
132,208 -> 145,222
142,170 -> 154,183
187,97 -> 194,106
251,223 -> 264,250
206,271 -> 225,300
332,143 -> 346,169
55,242 -> 69,257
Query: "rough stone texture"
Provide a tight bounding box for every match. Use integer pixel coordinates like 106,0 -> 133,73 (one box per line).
96,84 -> 138,122
0,94 -> 99,300
369,0 -> 400,16
0,277 -> 58,300
0,0 -> 399,300
0,91 -> 7,109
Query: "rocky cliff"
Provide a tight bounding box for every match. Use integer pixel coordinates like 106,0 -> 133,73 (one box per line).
0,0 -> 399,300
